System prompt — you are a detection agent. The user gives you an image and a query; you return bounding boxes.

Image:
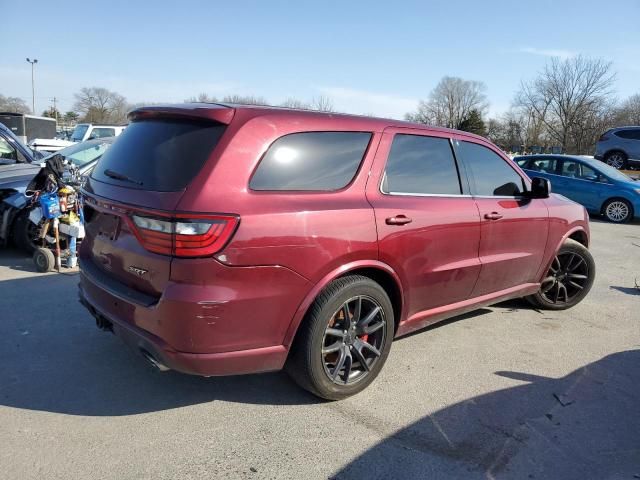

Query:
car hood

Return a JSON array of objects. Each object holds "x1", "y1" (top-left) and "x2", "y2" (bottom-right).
[
  {"x1": 30, "y1": 138, "x2": 74, "y2": 147},
  {"x1": 0, "y1": 162, "x2": 40, "y2": 192}
]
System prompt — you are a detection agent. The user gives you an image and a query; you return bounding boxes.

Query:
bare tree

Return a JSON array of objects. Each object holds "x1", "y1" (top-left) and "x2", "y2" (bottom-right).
[
  {"x1": 221, "y1": 94, "x2": 268, "y2": 105},
  {"x1": 73, "y1": 87, "x2": 130, "y2": 124},
  {"x1": 405, "y1": 76, "x2": 488, "y2": 128},
  {"x1": 310, "y1": 95, "x2": 334, "y2": 112},
  {"x1": 514, "y1": 56, "x2": 616, "y2": 153},
  {"x1": 280, "y1": 98, "x2": 311, "y2": 109},
  {"x1": 616, "y1": 93, "x2": 640, "y2": 125},
  {"x1": 186, "y1": 93, "x2": 219, "y2": 103},
  {"x1": 0, "y1": 94, "x2": 31, "y2": 114}
]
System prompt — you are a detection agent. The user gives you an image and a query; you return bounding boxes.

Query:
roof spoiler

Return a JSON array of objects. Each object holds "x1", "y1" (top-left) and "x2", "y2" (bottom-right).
[{"x1": 128, "y1": 103, "x2": 235, "y2": 124}]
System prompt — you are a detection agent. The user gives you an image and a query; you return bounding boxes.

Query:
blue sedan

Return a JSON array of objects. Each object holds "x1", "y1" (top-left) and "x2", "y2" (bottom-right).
[{"x1": 515, "y1": 154, "x2": 640, "y2": 223}]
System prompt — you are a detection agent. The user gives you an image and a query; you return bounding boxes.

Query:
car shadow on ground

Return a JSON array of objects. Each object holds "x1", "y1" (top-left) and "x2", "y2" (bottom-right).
[
  {"x1": 0, "y1": 249, "x2": 321, "y2": 415},
  {"x1": 0, "y1": 248, "x2": 550, "y2": 417},
  {"x1": 588, "y1": 214, "x2": 640, "y2": 226},
  {"x1": 610, "y1": 285, "x2": 640, "y2": 296},
  {"x1": 333, "y1": 349, "x2": 640, "y2": 480}
]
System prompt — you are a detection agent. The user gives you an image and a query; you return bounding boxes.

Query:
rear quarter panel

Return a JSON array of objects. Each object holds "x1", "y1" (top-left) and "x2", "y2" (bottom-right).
[{"x1": 175, "y1": 112, "x2": 383, "y2": 284}]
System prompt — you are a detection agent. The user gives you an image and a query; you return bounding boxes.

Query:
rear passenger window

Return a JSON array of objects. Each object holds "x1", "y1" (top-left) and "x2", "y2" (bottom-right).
[
  {"x1": 382, "y1": 134, "x2": 461, "y2": 195},
  {"x1": 250, "y1": 132, "x2": 372, "y2": 191},
  {"x1": 456, "y1": 141, "x2": 525, "y2": 196},
  {"x1": 614, "y1": 129, "x2": 640, "y2": 140}
]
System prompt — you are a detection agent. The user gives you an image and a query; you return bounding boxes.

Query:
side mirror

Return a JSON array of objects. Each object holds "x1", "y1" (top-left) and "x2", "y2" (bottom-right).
[{"x1": 526, "y1": 177, "x2": 551, "y2": 199}]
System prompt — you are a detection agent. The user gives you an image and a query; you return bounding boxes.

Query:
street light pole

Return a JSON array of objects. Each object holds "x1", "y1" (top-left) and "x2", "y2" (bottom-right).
[{"x1": 26, "y1": 58, "x2": 38, "y2": 115}]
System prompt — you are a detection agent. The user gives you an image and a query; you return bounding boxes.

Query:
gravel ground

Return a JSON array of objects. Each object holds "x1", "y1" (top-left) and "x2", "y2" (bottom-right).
[{"x1": 1, "y1": 217, "x2": 639, "y2": 479}]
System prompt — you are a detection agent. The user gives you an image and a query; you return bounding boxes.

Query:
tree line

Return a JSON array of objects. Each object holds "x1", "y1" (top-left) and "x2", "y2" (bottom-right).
[
  {"x1": 1, "y1": 55, "x2": 637, "y2": 155},
  {"x1": 405, "y1": 56, "x2": 639, "y2": 155}
]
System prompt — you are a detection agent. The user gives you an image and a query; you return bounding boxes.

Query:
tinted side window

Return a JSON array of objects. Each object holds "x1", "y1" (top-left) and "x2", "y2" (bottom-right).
[
  {"x1": 250, "y1": 132, "x2": 371, "y2": 191},
  {"x1": 615, "y1": 129, "x2": 640, "y2": 140},
  {"x1": 456, "y1": 141, "x2": 524, "y2": 196},
  {"x1": 382, "y1": 134, "x2": 461, "y2": 195}
]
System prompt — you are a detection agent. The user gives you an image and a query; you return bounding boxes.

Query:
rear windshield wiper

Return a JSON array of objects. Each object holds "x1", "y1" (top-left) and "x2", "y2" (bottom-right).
[{"x1": 104, "y1": 169, "x2": 143, "y2": 186}]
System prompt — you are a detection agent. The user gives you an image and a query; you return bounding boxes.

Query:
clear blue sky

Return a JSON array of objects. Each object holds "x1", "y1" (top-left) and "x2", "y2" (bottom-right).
[{"x1": 4, "y1": 0, "x2": 639, "y2": 119}]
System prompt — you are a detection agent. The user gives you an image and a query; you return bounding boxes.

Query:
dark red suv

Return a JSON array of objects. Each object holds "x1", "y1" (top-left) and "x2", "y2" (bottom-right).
[{"x1": 79, "y1": 104, "x2": 595, "y2": 399}]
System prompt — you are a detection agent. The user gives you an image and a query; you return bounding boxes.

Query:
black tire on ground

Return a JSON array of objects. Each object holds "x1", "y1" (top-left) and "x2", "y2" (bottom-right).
[
  {"x1": 33, "y1": 247, "x2": 55, "y2": 273},
  {"x1": 285, "y1": 275, "x2": 394, "y2": 400},
  {"x1": 526, "y1": 239, "x2": 595, "y2": 311},
  {"x1": 12, "y1": 210, "x2": 40, "y2": 253},
  {"x1": 604, "y1": 151, "x2": 628, "y2": 170},
  {"x1": 602, "y1": 198, "x2": 633, "y2": 223}
]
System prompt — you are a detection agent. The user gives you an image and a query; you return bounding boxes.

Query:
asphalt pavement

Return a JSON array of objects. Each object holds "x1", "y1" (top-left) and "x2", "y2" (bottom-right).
[{"x1": 1, "y1": 217, "x2": 639, "y2": 479}]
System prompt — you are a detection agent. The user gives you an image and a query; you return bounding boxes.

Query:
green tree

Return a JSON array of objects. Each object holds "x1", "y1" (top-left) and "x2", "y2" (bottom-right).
[
  {"x1": 458, "y1": 109, "x2": 486, "y2": 135},
  {"x1": 64, "y1": 111, "x2": 79, "y2": 123},
  {"x1": 42, "y1": 108, "x2": 61, "y2": 120}
]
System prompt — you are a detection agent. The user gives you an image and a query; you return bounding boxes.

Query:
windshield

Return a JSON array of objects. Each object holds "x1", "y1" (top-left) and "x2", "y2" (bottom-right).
[
  {"x1": 70, "y1": 124, "x2": 89, "y2": 142},
  {"x1": 46, "y1": 140, "x2": 112, "y2": 166},
  {"x1": 595, "y1": 161, "x2": 634, "y2": 182}
]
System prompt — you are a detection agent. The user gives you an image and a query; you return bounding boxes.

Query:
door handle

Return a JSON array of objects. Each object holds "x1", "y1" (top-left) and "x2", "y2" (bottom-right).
[
  {"x1": 484, "y1": 212, "x2": 503, "y2": 220},
  {"x1": 385, "y1": 215, "x2": 412, "y2": 225}
]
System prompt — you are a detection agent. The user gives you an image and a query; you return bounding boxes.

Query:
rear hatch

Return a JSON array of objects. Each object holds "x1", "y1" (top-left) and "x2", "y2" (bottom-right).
[{"x1": 81, "y1": 105, "x2": 234, "y2": 298}]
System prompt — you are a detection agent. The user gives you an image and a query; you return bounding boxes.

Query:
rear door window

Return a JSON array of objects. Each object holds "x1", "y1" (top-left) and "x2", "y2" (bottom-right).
[
  {"x1": 250, "y1": 132, "x2": 372, "y2": 191},
  {"x1": 456, "y1": 141, "x2": 525, "y2": 196},
  {"x1": 381, "y1": 134, "x2": 461, "y2": 195},
  {"x1": 91, "y1": 119, "x2": 226, "y2": 191},
  {"x1": 615, "y1": 129, "x2": 640, "y2": 140}
]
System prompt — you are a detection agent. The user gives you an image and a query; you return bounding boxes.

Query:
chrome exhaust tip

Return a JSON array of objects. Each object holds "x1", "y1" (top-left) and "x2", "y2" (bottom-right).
[{"x1": 140, "y1": 348, "x2": 170, "y2": 372}]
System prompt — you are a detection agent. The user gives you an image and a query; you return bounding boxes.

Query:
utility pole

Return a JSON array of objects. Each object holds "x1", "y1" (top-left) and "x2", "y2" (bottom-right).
[
  {"x1": 26, "y1": 58, "x2": 38, "y2": 115},
  {"x1": 50, "y1": 97, "x2": 58, "y2": 123}
]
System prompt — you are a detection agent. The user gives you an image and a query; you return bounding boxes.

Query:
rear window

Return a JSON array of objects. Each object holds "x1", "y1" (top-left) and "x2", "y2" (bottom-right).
[
  {"x1": 91, "y1": 119, "x2": 225, "y2": 191},
  {"x1": 249, "y1": 131, "x2": 372, "y2": 191}
]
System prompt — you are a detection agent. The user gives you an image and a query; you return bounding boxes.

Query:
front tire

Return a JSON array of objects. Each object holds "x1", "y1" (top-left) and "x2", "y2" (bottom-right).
[
  {"x1": 602, "y1": 198, "x2": 633, "y2": 223},
  {"x1": 12, "y1": 209, "x2": 41, "y2": 253},
  {"x1": 526, "y1": 239, "x2": 595, "y2": 310},
  {"x1": 286, "y1": 275, "x2": 394, "y2": 400}
]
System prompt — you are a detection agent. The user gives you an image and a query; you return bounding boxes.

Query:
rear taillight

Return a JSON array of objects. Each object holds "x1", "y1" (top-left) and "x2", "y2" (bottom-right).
[
  {"x1": 128, "y1": 213, "x2": 239, "y2": 257},
  {"x1": 598, "y1": 132, "x2": 610, "y2": 142}
]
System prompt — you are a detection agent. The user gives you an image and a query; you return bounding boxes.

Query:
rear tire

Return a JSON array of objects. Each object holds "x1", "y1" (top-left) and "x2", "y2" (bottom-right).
[
  {"x1": 285, "y1": 275, "x2": 394, "y2": 400},
  {"x1": 33, "y1": 247, "x2": 55, "y2": 273},
  {"x1": 526, "y1": 239, "x2": 595, "y2": 310},
  {"x1": 604, "y1": 151, "x2": 627, "y2": 170}
]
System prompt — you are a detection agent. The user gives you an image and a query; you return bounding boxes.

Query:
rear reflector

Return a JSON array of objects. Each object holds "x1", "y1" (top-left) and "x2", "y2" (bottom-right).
[{"x1": 128, "y1": 213, "x2": 239, "y2": 257}]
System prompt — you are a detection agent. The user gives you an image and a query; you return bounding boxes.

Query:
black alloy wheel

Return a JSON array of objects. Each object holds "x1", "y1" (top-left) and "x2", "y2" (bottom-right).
[
  {"x1": 526, "y1": 239, "x2": 595, "y2": 310},
  {"x1": 321, "y1": 295, "x2": 387, "y2": 385},
  {"x1": 286, "y1": 275, "x2": 394, "y2": 400}
]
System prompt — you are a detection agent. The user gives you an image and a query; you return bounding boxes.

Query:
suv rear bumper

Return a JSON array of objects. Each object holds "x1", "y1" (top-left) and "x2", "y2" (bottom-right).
[
  {"x1": 79, "y1": 287, "x2": 288, "y2": 375},
  {"x1": 77, "y1": 256, "x2": 311, "y2": 376}
]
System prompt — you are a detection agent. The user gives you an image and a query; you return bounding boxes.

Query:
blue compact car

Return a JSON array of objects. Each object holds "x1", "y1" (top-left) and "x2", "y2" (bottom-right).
[{"x1": 515, "y1": 155, "x2": 640, "y2": 223}]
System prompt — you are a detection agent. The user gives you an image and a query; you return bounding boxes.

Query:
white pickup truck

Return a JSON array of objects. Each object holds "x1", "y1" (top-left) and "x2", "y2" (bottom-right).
[{"x1": 30, "y1": 123, "x2": 126, "y2": 153}]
